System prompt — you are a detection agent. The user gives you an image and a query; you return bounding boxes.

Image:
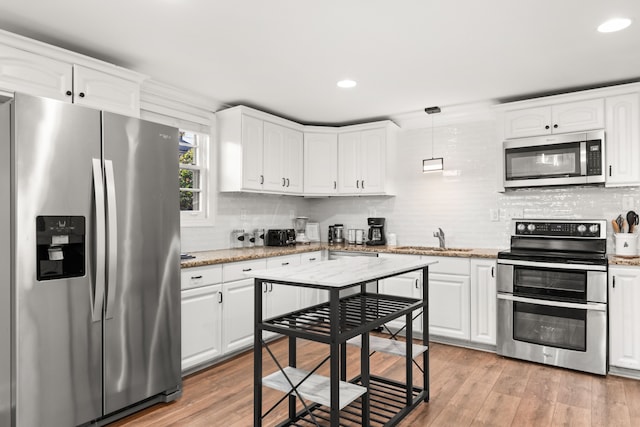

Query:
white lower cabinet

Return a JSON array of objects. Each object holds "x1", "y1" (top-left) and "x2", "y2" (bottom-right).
[
  {"x1": 265, "y1": 254, "x2": 302, "y2": 319},
  {"x1": 222, "y1": 278, "x2": 257, "y2": 354},
  {"x1": 222, "y1": 258, "x2": 267, "y2": 354},
  {"x1": 429, "y1": 272, "x2": 470, "y2": 340},
  {"x1": 609, "y1": 266, "x2": 640, "y2": 370},
  {"x1": 470, "y1": 259, "x2": 497, "y2": 346},
  {"x1": 378, "y1": 254, "x2": 423, "y2": 333},
  {"x1": 181, "y1": 284, "x2": 222, "y2": 372}
]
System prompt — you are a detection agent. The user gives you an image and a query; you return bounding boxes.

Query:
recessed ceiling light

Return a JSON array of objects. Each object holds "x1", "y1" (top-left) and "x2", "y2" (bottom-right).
[
  {"x1": 337, "y1": 79, "x2": 357, "y2": 89},
  {"x1": 598, "y1": 18, "x2": 632, "y2": 33}
]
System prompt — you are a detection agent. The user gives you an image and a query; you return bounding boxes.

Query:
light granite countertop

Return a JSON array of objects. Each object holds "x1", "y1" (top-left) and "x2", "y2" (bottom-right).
[
  {"x1": 609, "y1": 255, "x2": 640, "y2": 266},
  {"x1": 180, "y1": 243, "x2": 502, "y2": 269}
]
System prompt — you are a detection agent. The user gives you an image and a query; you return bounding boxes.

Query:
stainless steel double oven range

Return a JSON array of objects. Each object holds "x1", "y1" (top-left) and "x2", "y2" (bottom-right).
[{"x1": 497, "y1": 219, "x2": 608, "y2": 375}]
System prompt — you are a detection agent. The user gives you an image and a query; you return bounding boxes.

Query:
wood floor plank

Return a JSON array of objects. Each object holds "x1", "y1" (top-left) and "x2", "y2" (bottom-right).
[
  {"x1": 512, "y1": 397, "x2": 555, "y2": 427},
  {"x1": 107, "y1": 338, "x2": 640, "y2": 427},
  {"x1": 551, "y1": 402, "x2": 591, "y2": 427},
  {"x1": 470, "y1": 390, "x2": 520, "y2": 427}
]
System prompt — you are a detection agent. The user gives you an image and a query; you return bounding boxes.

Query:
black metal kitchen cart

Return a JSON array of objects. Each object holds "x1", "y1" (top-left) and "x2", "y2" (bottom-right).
[{"x1": 247, "y1": 257, "x2": 433, "y2": 426}]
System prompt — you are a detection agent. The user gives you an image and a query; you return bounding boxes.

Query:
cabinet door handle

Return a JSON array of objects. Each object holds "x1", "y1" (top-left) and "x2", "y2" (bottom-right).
[
  {"x1": 609, "y1": 165, "x2": 612, "y2": 177},
  {"x1": 218, "y1": 292, "x2": 223, "y2": 303},
  {"x1": 260, "y1": 175, "x2": 264, "y2": 184},
  {"x1": 415, "y1": 279, "x2": 419, "y2": 289},
  {"x1": 263, "y1": 283, "x2": 268, "y2": 293},
  {"x1": 613, "y1": 276, "x2": 616, "y2": 289},
  {"x1": 286, "y1": 178, "x2": 290, "y2": 187},
  {"x1": 269, "y1": 283, "x2": 274, "y2": 292},
  {"x1": 333, "y1": 181, "x2": 337, "y2": 189},
  {"x1": 361, "y1": 180, "x2": 365, "y2": 189},
  {"x1": 553, "y1": 124, "x2": 558, "y2": 129},
  {"x1": 242, "y1": 268, "x2": 252, "y2": 272},
  {"x1": 65, "y1": 90, "x2": 72, "y2": 97},
  {"x1": 356, "y1": 180, "x2": 360, "y2": 188},
  {"x1": 191, "y1": 275, "x2": 203, "y2": 280},
  {"x1": 545, "y1": 125, "x2": 550, "y2": 130},
  {"x1": 282, "y1": 177, "x2": 286, "y2": 187},
  {"x1": 79, "y1": 92, "x2": 86, "y2": 98},
  {"x1": 491, "y1": 267, "x2": 495, "y2": 278}
]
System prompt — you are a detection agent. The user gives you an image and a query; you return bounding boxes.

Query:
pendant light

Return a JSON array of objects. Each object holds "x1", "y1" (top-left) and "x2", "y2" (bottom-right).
[{"x1": 423, "y1": 106, "x2": 444, "y2": 172}]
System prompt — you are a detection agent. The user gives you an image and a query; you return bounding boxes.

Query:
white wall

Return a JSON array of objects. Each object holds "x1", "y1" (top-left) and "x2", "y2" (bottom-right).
[
  {"x1": 182, "y1": 116, "x2": 640, "y2": 253},
  {"x1": 180, "y1": 192, "x2": 310, "y2": 252}
]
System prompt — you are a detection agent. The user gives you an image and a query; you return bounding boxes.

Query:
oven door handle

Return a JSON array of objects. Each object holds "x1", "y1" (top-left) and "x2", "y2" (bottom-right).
[
  {"x1": 497, "y1": 293, "x2": 607, "y2": 311},
  {"x1": 497, "y1": 258, "x2": 607, "y2": 272}
]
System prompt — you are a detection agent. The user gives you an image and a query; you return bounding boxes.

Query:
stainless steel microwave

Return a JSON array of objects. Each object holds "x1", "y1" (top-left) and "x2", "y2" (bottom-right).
[{"x1": 503, "y1": 130, "x2": 605, "y2": 188}]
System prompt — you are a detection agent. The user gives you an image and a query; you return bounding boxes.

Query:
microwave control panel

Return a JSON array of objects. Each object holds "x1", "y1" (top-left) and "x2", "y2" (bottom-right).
[{"x1": 586, "y1": 140, "x2": 602, "y2": 176}]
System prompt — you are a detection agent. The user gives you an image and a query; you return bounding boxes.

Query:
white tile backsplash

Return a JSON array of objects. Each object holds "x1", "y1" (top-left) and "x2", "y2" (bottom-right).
[{"x1": 183, "y1": 118, "x2": 639, "y2": 254}]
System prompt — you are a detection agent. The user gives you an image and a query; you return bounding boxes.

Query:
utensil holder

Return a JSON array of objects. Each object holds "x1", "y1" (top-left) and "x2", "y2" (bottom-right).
[{"x1": 615, "y1": 233, "x2": 638, "y2": 257}]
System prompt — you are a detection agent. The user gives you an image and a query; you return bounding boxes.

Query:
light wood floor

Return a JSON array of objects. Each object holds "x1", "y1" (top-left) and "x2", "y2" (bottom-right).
[{"x1": 109, "y1": 337, "x2": 640, "y2": 426}]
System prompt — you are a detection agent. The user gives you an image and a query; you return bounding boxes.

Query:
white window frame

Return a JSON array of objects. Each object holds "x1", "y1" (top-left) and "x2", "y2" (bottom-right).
[{"x1": 179, "y1": 128, "x2": 214, "y2": 226}]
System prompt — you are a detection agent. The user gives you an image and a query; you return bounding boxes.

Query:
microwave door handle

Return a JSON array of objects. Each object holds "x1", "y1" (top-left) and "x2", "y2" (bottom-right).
[
  {"x1": 91, "y1": 159, "x2": 106, "y2": 323},
  {"x1": 105, "y1": 160, "x2": 118, "y2": 320},
  {"x1": 580, "y1": 141, "x2": 587, "y2": 176},
  {"x1": 497, "y1": 293, "x2": 607, "y2": 312}
]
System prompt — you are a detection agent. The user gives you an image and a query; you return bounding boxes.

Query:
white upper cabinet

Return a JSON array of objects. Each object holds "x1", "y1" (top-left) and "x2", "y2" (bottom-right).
[
  {"x1": 605, "y1": 93, "x2": 640, "y2": 187},
  {"x1": 338, "y1": 125, "x2": 392, "y2": 195},
  {"x1": 0, "y1": 44, "x2": 72, "y2": 101},
  {"x1": 504, "y1": 98, "x2": 604, "y2": 139},
  {"x1": 263, "y1": 122, "x2": 303, "y2": 193},
  {"x1": 219, "y1": 105, "x2": 397, "y2": 197},
  {"x1": 218, "y1": 106, "x2": 304, "y2": 194},
  {"x1": 72, "y1": 65, "x2": 140, "y2": 117},
  {"x1": 0, "y1": 38, "x2": 143, "y2": 117},
  {"x1": 304, "y1": 131, "x2": 338, "y2": 195}
]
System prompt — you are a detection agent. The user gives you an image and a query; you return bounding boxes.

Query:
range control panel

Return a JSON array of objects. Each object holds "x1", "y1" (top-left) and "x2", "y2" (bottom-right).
[{"x1": 513, "y1": 220, "x2": 606, "y2": 238}]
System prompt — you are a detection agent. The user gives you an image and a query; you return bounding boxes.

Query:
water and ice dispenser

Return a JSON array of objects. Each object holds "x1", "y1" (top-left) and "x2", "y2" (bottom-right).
[{"x1": 36, "y1": 216, "x2": 85, "y2": 280}]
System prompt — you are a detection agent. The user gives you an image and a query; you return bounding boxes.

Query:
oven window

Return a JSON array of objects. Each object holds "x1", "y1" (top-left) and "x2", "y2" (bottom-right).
[
  {"x1": 505, "y1": 142, "x2": 581, "y2": 180},
  {"x1": 514, "y1": 267, "x2": 586, "y2": 301},
  {"x1": 513, "y1": 302, "x2": 586, "y2": 351}
]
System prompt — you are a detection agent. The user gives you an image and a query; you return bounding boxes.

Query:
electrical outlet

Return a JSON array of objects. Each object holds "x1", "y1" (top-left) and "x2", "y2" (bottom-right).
[{"x1": 489, "y1": 209, "x2": 499, "y2": 222}]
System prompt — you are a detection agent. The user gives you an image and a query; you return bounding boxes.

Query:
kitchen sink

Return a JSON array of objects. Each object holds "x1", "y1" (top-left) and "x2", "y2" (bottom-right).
[{"x1": 394, "y1": 246, "x2": 473, "y2": 252}]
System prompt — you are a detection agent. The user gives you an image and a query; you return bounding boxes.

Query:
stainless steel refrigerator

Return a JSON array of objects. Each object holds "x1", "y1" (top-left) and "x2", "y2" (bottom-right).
[{"x1": 0, "y1": 93, "x2": 181, "y2": 426}]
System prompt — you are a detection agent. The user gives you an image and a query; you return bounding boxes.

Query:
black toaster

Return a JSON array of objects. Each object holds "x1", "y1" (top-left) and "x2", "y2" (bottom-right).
[{"x1": 265, "y1": 229, "x2": 296, "y2": 246}]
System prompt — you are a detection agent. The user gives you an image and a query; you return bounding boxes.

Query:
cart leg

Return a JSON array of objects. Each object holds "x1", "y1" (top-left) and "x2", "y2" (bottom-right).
[{"x1": 254, "y1": 279, "x2": 263, "y2": 426}]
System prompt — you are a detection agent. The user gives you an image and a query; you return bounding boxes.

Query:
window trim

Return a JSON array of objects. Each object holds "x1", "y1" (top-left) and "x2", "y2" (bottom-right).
[{"x1": 179, "y1": 128, "x2": 215, "y2": 227}]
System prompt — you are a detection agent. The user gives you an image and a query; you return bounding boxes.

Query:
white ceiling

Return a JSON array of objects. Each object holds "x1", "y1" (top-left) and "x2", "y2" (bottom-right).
[{"x1": 0, "y1": 0, "x2": 639, "y2": 125}]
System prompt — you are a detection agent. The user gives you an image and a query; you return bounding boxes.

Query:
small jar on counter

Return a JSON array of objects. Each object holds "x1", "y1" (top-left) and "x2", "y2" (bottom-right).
[{"x1": 231, "y1": 229, "x2": 245, "y2": 249}]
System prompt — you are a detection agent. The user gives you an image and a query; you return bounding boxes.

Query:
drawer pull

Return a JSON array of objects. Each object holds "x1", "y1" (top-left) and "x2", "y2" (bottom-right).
[
  {"x1": 309, "y1": 257, "x2": 316, "y2": 261},
  {"x1": 191, "y1": 275, "x2": 203, "y2": 280},
  {"x1": 218, "y1": 293, "x2": 223, "y2": 303},
  {"x1": 282, "y1": 262, "x2": 289, "y2": 266},
  {"x1": 242, "y1": 268, "x2": 252, "y2": 272}
]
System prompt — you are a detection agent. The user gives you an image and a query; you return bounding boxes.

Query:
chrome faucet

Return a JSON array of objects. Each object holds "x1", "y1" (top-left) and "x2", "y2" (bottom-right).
[{"x1": 433, "y1": 228, "x2": 445, "y2": 249}]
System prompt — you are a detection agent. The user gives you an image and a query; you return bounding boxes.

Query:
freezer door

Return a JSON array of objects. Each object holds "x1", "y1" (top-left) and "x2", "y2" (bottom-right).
[
  {"x1": 13, "y1": 94, "x2": 103, "y2": 426},
  {"x1": 102, "y1": 113, "x2": 181, "y2": 414}
]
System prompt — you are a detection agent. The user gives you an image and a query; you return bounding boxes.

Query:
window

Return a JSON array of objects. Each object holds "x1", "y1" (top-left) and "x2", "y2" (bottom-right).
[{"x1": 179, "y1": 129, "x2": 212, "y2": 225}]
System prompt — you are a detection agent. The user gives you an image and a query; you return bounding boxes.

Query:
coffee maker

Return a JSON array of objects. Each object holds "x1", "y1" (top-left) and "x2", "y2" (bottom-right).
[{"x1": 366, "y1": 217, "x2": 386, "y2": 246}]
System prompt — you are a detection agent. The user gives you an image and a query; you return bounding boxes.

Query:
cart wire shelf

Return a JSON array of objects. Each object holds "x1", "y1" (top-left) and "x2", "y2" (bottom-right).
[{"x1": 274, "y1": 375, "x2": 425, "y2": 427}]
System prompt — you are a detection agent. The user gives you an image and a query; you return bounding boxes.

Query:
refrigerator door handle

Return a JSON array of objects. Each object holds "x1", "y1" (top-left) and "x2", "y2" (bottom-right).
[
  {"x1": 91, "y1": 158, "x2": 106, "y2": 322},
  {"x1": 105, "y1": 160, "x2": 118, "y2": 319}
]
